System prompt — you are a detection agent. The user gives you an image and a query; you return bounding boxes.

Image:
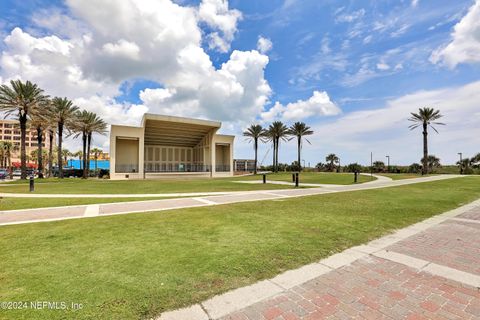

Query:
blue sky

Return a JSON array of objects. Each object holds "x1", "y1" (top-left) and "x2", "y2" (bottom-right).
[{"x1": 1, "y1": 0, "x2": 479, "y2": 165}]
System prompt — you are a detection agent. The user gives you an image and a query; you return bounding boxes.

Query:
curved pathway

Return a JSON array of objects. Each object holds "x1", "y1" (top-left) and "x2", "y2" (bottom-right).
[{"x1": 0, "y1": 174, "x2": 463, "y2": 226}]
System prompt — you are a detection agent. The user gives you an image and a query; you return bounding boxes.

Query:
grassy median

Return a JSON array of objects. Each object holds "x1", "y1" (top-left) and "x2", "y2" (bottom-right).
[{"x1": 0, "y1": 176, "x2": 478, "y2": 319}]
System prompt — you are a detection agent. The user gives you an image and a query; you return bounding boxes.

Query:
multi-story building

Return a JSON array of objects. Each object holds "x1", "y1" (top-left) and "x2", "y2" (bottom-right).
[{"x1": 0, "y1": 119, "x2": 56, "y2": 163}]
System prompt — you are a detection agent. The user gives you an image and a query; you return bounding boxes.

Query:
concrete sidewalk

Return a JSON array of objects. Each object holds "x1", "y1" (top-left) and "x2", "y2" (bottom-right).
[
  {"x1": 159, "y1": 198, "x2": 480, "y2": 320},
  {"x1": 0, "y1": 174, "x2": 463, "y2": 226}
]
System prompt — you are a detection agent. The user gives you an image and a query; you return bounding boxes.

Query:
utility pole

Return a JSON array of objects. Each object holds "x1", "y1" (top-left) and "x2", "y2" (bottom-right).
[{"x1": 386, "y1": 155, "x2": 390, "y2": 172}]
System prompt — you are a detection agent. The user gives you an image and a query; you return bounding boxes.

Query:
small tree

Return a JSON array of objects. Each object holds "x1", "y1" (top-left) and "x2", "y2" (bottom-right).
[{"x1": 325, "y1": 154, "x2": 339, "y2": 172}]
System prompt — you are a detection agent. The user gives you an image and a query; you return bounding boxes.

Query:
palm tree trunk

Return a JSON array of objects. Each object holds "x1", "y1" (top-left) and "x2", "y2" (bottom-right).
[
  {"x1": 48, "y1": 130, "x2": 53, "y2": 177},
  {"x1": 58, "y1": 122, "x2": 64, "y2": 178},
  {"x1": 37, "y1": 127, "x2": 44, "y2": 178},
  {"x1": 8, "y1": 152, "x2": 12, "y2": 179},
  {"x1": 422, "y1": 122, "x2": 428, "y2": 175},
  {"x1": 272, "y1": 141, "x2": 276, "y2": 172},
  {"x1": 297, "y1": 136, "x2": 301, "y2": 172},
  {"x1": 87, "y1": 133, "x2": 92, "y2": 178},
  {"x1": 253, "y1": 138, "x2": 258, "y2": 175},
  {"x1": 275, "y1": 137, "x2": 279, "y2": 173},
  {"x1": 82, "y1": 133, "x2": 87, "y2": 179},
  {"x1": 20, "y1": 114, "x2": 27, "y2": 180}
]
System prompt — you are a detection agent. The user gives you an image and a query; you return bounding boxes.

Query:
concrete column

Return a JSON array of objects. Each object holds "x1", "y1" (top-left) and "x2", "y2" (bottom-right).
[
  {"x1": 211, "y1": 134, "x2": 216, "y2": 177},
  {"x1": 139, "y1": 130, "x2": 145, "y2": 179},
  {"x1": 109, "y1": 133, "x2": 116, "y2": 177}
]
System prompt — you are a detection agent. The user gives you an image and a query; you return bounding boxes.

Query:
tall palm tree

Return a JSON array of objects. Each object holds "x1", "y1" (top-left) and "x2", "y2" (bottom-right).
[
  {"x1": 325, "y1": 153, "x2": 339, "y2": 172},
  {"x1": 87, "y1": 116, "x2": 107, "y2": 177},
  {"x1": 52, "y1": 97, "x2": 79, "y2": 178},
  {"x1": 265, "y1": 125, "x2": 277, "y2": 172},
  {"x1": 47, "y1": 125, "x2": 56, "y2": 177},
  {"x1": 90, "y1": 148, "x2": 103, "y2": 174},
  {"x1": 268, "y1": 121, "x2": 289, "y2": 173},
  {"x1": 0, "y1": 80, "x2": 48, "y2": 179},
  {"x1": 409, "y1": 107, "x2": 445, "y2": 175},
  {"x1": 288, "y1": 122, "x2": 313, "y2": 172},
  {"x1": 30, "y1": 101, "x2": 52, "y2": 178},
  {"x1": 73, "y1": 111, "x2": 107, "y2": 178},
  {"x1": 243, "y1": 124, "x2": 266, "y2": 174}
]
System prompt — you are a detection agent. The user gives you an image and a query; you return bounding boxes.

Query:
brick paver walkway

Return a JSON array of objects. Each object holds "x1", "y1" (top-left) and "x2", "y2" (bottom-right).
[
  {"x1": 159, "y1": 200, "x2": 480, "y2": 320},
  {"x1": 222, "y1": 257, "x2": 480, "y2": 320}
]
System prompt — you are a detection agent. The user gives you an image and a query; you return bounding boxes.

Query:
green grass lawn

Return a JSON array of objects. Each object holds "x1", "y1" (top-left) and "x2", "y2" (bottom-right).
[
  {"x1": 0, "y1": 176, "x2": 478, "y2": 319},
  {"x1": 0, "y1": 177, "x2": 296, "y2": 195},
  {"x1": 236, "y1": 172, "x2": 376, "y2": 184},
  {"x1": 0, "y1": 197, "x2": 183, "y2": 211}
]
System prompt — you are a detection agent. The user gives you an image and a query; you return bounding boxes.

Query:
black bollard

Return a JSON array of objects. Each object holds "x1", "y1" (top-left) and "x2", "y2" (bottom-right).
[
  {"x1": 29, "y1": 176, "x2": 34, "y2": 192},
  {"x1": 292, "y1": 173, "x2": 295, "y2": 182},
  {"x1": 354, "y1": 171, "x2": 358, "y2": 183},
  {"x1": 263, "y1": 174, "x2": 266, "y2": 184},
  {"x1": 295, "y1": 172, "x2": 299, "y2": 187}
]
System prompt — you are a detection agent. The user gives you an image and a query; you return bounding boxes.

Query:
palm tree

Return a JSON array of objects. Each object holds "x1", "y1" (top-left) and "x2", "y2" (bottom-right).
[
  {"x1": 62, "y1": 149, "x2": 71, "y2": 167},
  {"x1": 90, "y1": 148, "x2": 103, "y2": 175},
  {"x1": 457, "y1": 157, "x2": 471, "y2": 174},
  {"x1": 87, "y1": 116, "x2": 107, "y2": 177},
  {"x1": 268, "y1": 121, "x2": 289, "y2": 173},
  {"x1": 2, "y1": 141, "x2": 14, "y2": 179},
  {"x1": 325, "y1": 153, "x2": 339, "y2": 172},
  {"x1": 425, "y1": 154, "x2": 441, "y2": 172},
  {"x1": 47, "y1": 125, "x2": 56, "y2": 177},
  {"x1": 73, "y1": 150, "x2": 83, "y2": 170},
  {"x1": 0, "y1": 80, "x2": 48, "y2": 179},
  {"x1": 30, "y1": 101, "x2": 52, "y2": 178},
  {"x1": 265, "y1": 125, "x2": 277, "y2": 172},
  {"x1": 288, "y1": 122, "x2": 313, "y2": 172},
  {"x1": 51, "y1": 97, "x2": 79, "y2": 178},
  {"x1": 409, "y1": 107, "x2": 445, "y2": 175},
  {"x1": 243, "y1": 125, "x2": 266, "y2": 174},
  {"x1": 73, "y1": 111, "x2": 107, "y2": 178}
]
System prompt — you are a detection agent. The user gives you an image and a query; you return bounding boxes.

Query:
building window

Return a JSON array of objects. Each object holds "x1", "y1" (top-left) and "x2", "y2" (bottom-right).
[
  {"x1": 4, "y1": 130, "x2": 11, "y2": 134},
  {"x1": 4, "y1": 124, "x2": 12, "y2": 128},
  {"x1": 4, "y1": 136, "x2": 11, "y2": 140}
]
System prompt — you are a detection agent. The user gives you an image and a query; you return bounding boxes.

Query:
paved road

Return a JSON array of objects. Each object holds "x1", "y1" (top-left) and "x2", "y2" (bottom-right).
[
  {"x1": 159, "y1": 198, "x2": 480, "y2": 320},
  {"x1": 0, "y1": 174, "x2": 462, "y2": 226}
]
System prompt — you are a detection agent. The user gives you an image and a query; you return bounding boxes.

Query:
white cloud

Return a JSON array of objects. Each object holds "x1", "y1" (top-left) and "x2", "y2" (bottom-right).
[
  {"x1": 311, "y1": 81, "x2": 480, "y2": 165},
  {"x1": 376, "y1": 62, "x2": 390, "y2": 70},
  {"x1": 257, "y1": 36, "x2": 272, "y2": 54},
  {"x1": 430, "y1": 0, "x2": 480, "y2": 67},
  {"x1": 411, "y1": 0, "x2": 419, "y2": 8},
  {"x1": 335, "y1": 9, "x2": 366, "y2": 23},
  {"x1": 198, "y1": 0, "x2": 242, "y2": 52},
  {"x1": 261, "y1": 91, "x2": 341, "y2": 122},
  {"x1": 102, "y1": 40, "x2": 140, "y2": 60},
  {"x1": 0, "y1": 0, "x2": 277, "y2": 152}
]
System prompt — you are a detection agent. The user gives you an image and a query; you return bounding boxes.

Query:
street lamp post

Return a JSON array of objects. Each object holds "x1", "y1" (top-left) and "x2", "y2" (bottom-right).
[
  {"x1": 302, "y1": 159, "x2": 306, "y2": 169},
  {"x1": 458, "y1": 152, "x2": 463, "y2": 174},
  {"x1": 386, "y1": 155, "x2": 390, "y2": 173}
]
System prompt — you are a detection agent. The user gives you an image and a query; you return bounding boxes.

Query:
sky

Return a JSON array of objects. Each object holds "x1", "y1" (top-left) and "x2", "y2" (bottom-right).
[{"x1": 0, "y1": 0, "x2": 479, "y2": 166}]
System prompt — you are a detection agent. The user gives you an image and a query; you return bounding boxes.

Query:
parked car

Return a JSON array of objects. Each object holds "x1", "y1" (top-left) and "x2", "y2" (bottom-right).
[
  {"x1": 0, "y1": 169, "x2": 8, "y2": 179},
  {"x1": 13, "y1": 170, "x2": 21, "y2": 177}
]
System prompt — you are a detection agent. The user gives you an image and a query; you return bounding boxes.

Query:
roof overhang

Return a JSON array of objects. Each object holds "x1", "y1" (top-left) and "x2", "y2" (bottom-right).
[{"x1": 142, "y1": 114, "x2": 221, "y2": 147}]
